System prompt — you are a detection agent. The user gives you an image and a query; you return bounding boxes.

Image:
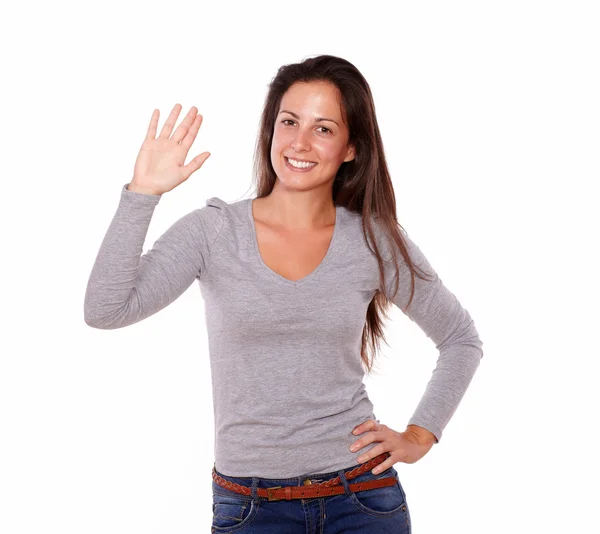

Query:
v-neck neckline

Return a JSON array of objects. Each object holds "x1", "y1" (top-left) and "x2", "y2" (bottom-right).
[{"x1": 246, "y1": 198, "x2": 341, "y2": 287}]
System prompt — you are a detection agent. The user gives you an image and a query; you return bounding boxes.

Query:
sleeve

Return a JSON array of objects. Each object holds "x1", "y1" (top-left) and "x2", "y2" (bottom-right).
[
  {"x1": 382, "y1": 228, "x2": 484, "y2": 444},
  {"x1": 83, "y1": 182, "x2": 225, "y2": 329}
]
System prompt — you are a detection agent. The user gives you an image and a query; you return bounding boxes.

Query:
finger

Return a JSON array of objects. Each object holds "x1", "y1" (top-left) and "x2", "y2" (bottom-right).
[
  {"x1": 172, "y1": 106, "x2": 198, "y2": 144},
  {"x1": 146, "y1": 109, "x2": 159, "y2": 141},
  {"x1": 181, "y1": 151, "x2": 211, "y2": 181},
  {"x1": 180, "y1": 113, "x2": 203, "y2": 152},
  {"x1": 351, "y1": 430, "x2": 381, "y2": 451},
  {"x1": 371, "y1": 458, "x2": 393, "y2": 475},
  {"x1": 353, "y1": 419, "x2": 375, "y2": 434},
  {"x1": 158, "y1": 103, "x2": 183, "y2": 139},
  {"x1": 357, "y1": 443, "x2": 386, "y2": 464},
  {"x1": 353, "y1": 421, "x2": 366, "y2": 434}
]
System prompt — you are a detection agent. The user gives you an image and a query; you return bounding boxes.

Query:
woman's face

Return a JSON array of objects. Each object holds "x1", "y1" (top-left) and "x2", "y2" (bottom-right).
[{"x1": 270, "y1": 81, "x2": 355, "y2": 191}]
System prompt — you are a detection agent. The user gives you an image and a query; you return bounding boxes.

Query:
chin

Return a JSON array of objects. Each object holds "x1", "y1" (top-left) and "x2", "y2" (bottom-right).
[
  {"x1": 277, "y1": 173, "x2": 336, "y2": 193},
  {"x1": 277, "y1": 176, "x2": 318, "y2": 190}
]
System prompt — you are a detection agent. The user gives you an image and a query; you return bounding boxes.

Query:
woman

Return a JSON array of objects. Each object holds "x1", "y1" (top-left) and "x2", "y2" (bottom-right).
[{"x1": 84, "y1": 55, "x2": 483, "y2": 533}]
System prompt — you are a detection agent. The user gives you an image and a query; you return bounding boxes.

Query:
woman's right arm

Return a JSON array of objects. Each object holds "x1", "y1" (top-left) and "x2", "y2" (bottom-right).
[
  {"x1": 83, "y1": 182, "x2": 223, "y2": 329},
  {"x1": 83, "y1": 104, "x2": 217, "y2": 329}
]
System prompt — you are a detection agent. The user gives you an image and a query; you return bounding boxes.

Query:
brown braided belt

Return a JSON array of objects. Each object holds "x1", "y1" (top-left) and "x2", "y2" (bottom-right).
[{"x1": 212, "y1": 452, "x2": 396, "y2": 502}]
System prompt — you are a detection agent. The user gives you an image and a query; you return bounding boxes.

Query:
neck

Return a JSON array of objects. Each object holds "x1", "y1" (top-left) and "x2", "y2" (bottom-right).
[{"x1": 257, "y1": 185, "x2": 336, "y2": 230}]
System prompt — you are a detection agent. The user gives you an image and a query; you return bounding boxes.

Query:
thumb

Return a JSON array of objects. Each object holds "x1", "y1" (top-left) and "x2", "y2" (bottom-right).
[{"x1": 182, "y1": 152, "x2": 211, "y2": 180}]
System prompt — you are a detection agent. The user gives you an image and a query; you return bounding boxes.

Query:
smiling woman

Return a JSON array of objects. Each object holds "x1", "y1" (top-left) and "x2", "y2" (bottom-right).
[
  {"x1": 270, "y1": 81, "x2": 355, "y2": 195},
  {"x1": 247, "y1": 79, "x2": 359, "y2": 285},
  {"x1": 84, "y1": 54, "x2": 483, "y2": 533}
]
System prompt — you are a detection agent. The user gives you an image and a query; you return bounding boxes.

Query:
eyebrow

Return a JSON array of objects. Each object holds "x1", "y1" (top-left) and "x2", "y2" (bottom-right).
[{"x1": 279, "y1": 110, "x2": 339, "y2": 127}]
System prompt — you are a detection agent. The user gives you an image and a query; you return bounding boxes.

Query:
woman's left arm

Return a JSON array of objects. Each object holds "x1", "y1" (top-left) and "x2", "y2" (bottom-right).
[
  {"x1": 386, "y1": 229, "x2": 484, "y2": 444},
  {"x1": 348, "y1": 229, "x2": 483, "y2": 473}
]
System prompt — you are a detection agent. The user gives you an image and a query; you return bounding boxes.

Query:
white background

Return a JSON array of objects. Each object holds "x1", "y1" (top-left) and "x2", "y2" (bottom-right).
[{"x1": 1, "y1": 1, "x2": 598, "y2": 532}]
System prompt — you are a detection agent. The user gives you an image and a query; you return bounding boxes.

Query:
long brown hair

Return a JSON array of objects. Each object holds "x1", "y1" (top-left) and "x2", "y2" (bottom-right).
[{"x1": 250, "y1": 54, "x2": 434, "y2": 375}]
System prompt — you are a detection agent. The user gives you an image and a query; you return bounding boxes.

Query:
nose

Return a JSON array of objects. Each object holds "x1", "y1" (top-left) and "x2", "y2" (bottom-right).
[{"x1": 291, "y1": 126, "x2": 311, "y2": 152}]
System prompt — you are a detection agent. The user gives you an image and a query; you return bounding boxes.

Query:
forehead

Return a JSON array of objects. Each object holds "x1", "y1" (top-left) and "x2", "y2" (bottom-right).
[{"x1": 279, "y1": 81, "x2": 343, "y2": 117}]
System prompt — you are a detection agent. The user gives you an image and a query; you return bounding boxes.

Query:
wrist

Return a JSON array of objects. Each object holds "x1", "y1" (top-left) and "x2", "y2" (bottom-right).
[
  {"x1": 406, "y1": 425, "x2": 438, "y2": 445},
  {"x1": 127, "y1": 181, "x2": 162, "y2": 196}
]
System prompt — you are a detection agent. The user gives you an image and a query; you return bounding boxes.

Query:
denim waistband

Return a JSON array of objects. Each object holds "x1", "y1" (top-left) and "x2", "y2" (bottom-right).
[{"x1": 212, "y1": 457, "x2": 398, "y2": 502}]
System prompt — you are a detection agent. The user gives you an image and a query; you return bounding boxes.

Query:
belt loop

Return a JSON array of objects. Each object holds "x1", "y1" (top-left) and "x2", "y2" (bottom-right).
[
  {"x1": 337, "y1": 469, "x2": 352, "y2": 496},
  {"x1": 251, "y1": 477, "x2": 259, "y2": 502}
]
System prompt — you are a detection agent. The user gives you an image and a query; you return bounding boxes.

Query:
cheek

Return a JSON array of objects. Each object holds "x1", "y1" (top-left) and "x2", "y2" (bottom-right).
[
  {"x1": 316, "y1": 144, "x2": 343, "y2": 163},
  {"x1": 271, "y1": 132, "x2": 289, "y2": 155}
]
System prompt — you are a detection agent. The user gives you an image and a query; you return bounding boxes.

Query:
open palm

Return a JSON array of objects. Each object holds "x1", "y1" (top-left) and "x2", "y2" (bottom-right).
[{"x1": 131, "y1": 103, "x2": 210, "y2": 195}]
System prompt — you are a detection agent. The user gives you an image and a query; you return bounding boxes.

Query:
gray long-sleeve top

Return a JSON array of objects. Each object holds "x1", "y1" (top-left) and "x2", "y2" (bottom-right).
[{"x1": 84, "y1": 183, "x2": 483, "y2": 478}]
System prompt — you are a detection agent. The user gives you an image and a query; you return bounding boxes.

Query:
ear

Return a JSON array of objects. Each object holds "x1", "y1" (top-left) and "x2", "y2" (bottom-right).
[{"x1": 343, "y1": 143, "x2": 356, "y2": 163}]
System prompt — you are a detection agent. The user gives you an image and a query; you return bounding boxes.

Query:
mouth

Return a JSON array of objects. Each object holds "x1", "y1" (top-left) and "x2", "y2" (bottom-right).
[{"x1": 284, "y1": 156, "x2": 318, "y2": 171}]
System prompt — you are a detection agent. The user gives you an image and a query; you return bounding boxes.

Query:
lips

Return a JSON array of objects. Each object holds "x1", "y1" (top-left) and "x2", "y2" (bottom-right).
[
  {"x1": 284, "y1": 156, "x2": 318, "y2": 172},
  {"x1": 285, "y1": 156, "x2": 317, "y2": 164}
]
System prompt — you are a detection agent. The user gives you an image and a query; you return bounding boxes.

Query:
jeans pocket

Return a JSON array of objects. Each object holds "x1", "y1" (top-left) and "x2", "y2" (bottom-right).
[
  {"x1": 211, "y1": 489, "x2": 259, "y2": 532},
  {"x1": 349, "y1": 466, "x2": 409, "y2": 519}
]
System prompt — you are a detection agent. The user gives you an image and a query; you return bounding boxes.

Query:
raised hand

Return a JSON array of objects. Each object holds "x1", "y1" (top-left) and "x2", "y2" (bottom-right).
[{"x1": 129, "y1": 103, "x2": 210, "y2": 195}]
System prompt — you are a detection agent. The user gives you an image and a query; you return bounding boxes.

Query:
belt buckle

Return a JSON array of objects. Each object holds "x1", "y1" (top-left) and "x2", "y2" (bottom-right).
[{"x1": 266, "y1": 485, "x2": 282, "y2": 501}]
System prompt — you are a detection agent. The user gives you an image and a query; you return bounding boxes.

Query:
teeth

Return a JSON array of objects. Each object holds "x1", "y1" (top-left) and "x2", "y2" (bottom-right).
[{"x1": 287, "y1": 157, "x2": 317, "y2": 169}]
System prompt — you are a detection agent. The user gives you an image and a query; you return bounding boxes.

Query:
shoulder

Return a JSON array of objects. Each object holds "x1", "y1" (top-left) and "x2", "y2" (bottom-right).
[
  {"x1": 341, "y1": 209, "x2": 397, "y2": 260},
  {"x1": 189, "y1": 195, "x2": 250, "y2": 237},
  {"x1": 172, "y1": 196, "x2": 234, "y2": 245},
  {"x1": 203, "y1": 195, "x2": 250, "y2": 224},
  {"x1": 192, "y1": 195, "x2": 245, "y2": 220},
  {"x1": 205, "y1": 196, "x2": 230, "y2": 210}
]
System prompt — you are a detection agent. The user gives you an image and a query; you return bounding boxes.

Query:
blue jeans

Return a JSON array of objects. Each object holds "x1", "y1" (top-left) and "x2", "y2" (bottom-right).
[{"x1": 211, "y1": 462, "x2": 412, "y2": 533}]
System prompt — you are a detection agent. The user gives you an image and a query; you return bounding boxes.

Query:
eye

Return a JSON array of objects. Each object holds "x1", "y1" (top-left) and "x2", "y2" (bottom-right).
[{"x1": 280, "y1": 119, "x2": 331, "y2": 134}]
